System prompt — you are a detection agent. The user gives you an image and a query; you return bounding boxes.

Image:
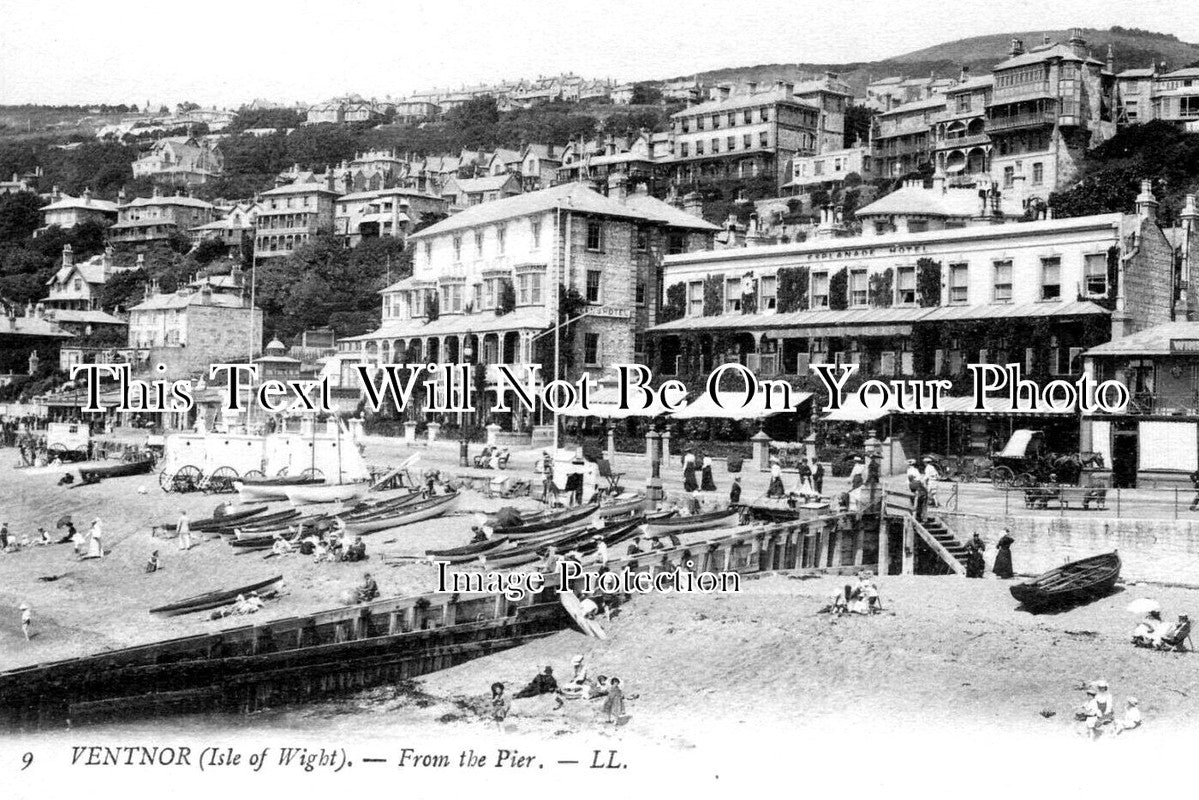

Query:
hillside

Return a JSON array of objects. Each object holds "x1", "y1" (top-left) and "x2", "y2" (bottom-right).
[{"x1": 662, "y1": 26, "x2": 1199, "y2": 97}]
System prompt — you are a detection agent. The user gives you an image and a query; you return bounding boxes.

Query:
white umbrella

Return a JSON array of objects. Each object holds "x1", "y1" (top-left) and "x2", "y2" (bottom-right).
[{"x1": 1126, "y1": 598, "x2": 1160, "y2": 615}]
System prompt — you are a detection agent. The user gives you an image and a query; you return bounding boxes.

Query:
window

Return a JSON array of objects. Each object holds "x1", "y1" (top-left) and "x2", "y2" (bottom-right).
[
  {"x1": 1032, "y1": 162, "x2": 1044, "y2": 185},
  {"x1": 726, "y1": 277, "x2": 741, "y2": 312},
  {"x1": 474, "y1": 230, "x2": 484, "y2": 257},
  {"x1": 496, "y1": 223, "x2": 507, "y2": 255},
  {"x1": 993, "y1": 260, "x2": 1013, "y2": 302},
  {"x1": 73, "y1": 278, "x2": 82, "y2": 290},
  {"x1": 583, "y1": 333, "x2": 600, "y2": 366},
  {"x1": 743, "y1": 110, "x2": 752, "y2": 124},
  {"x1": 849, "y1": 270, "x2": 867, "y2": 307},
  {"x1": 760, "y1": 107, "x2": 770, "y2": 122},
  {"x1": 727, "y1": 112, "x2": 736, "y2": 127},
  {"x1": 1003, "y1": 166, "x2": 1015, "y2": 188},
  {"x1": 1040, "y1": 256, "x2": 1061, "y2": 300},
  {"x1": 680, "y1": 142, "x2": 689, "y2": 158},
  {"x1": 759, "y1": 131, "x2": 769, "y2": 148},
  {"x1": 447, "y1": 283, "x2": 463, "y2": 313},
  {"x1": 814, "y1": 160, "x2": 825, "y2": 176},
  {"x1": 743, "y1": 134, "x2": 752, "y2": 149},
  {"x1": 517, "y1": 274, "x2": 530, "y2": 305},
  {"x1": 760, "y1": 275, "x2": 777, "y2": 310},
  {"x1": 1084, "y1": 253, "x2": 1108, "y2": 296},
  {"x1": 711, "y1": 138, "x2": 720, "y2": 153},
  {"x1": 586, "y1": 270, "x2": 601, "y2": 303},
  {"x1": 955, "y1": 94, "x2": 972, "y2": 114},
  {"x1": 667, "y1": 232, "x2": 685, "y2": 255},
  {"x1": 453, "y1": 235, "x2": 462, "y2": 262},
  {"x1": 812, "y1": 272, "x2": 830, "y2": 308},
  {"x1": 727, "y1": 135, "x2": 736, "y2": 151},
  {"x1": 696, "y1": 140, "x2": 705, "y2": 155},
  {"x1": 712, "y1": 114, "x2": 720, "y2": 129},
  {"x1": 635, "y1": 280, "x2": 645, "y2": 304},
  {"x1": 896, "y1": 266, "x2": 916, "y2": 305},
  {"x1": 696, "y1": 116, "x2": 705, "y2": 131},
  {"x1": 635, "y1": 227, "x2": 649, "y2": 252},
  {"x1": 908, "y1": 219, "x2": 928, "y2": 233},
  {"x1": 949, "y1": 263, "x2": 968, "y2": 304},
  {"x1": 586, "y1": 220, "x2": 602, "y2": 251},
  {"x1": 483, "y1": 279, "x2": 495, "y2": 309},
  {"x1": 688, "y1": 281, "x2": 703, "y2": 316},
  {"x1": 530, "y1": 218, "x2": 542, "y2": 249},
  {"x1": 423, "y1": 241, "x2": 432, "y2": 264},
  {"x1": 530, "y1": 273, "x2": 542, "y2": 304}
]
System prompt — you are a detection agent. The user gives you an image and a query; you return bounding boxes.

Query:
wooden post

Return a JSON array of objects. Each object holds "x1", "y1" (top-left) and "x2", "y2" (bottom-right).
[
  {"x1": 853, "y1": 520, "x2": 865, "y2": 567},
  {"x1": 830, "y1": 525, "x2": 844, "y2": 568},
  {"x1": 902, "y1": 517, "x2": 915, "y2": 575},
  {"x1": 878, "y1": 505, "x2": 890, "y2": 575},
  {"x1": 817, "y1": 521, "x2": 830, "y2": 569}
]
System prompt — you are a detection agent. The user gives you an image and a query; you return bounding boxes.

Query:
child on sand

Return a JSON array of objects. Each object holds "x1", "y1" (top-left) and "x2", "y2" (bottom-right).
[{"x1": 602, "y1": 677, "x2": 625, "y2": 723}]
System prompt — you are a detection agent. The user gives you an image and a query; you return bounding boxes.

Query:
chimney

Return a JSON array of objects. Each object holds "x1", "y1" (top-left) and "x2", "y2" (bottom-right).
[
  {"x1": 1106, "y1": 43, "x2": 1115, "y2": 73},
  {"x1": 136, "y1": 253, "x2": 146, "y2": 272},
  {"x1": 607, "y1": 172, "x2": 628, "y2": 202},
  {"x1": 932, "y1": 169, "x2": 947, "y2": 194},
  {"x1": 747, "y1": 81, "x2": 759, "y2": 94},
  {"x1": 82, "y1": 188, "x2": 92, "y2": 205},
  {"x1": 326, "y1": 170, "x2": 335, "y2": 191},
  {"x1": 682, "y1": 190, "x2": 703, "y2": 218},
  {"x1": 117, "y1": 187, "x2": 127, "y2": 205},
  {"x1": 1009, "y1": 38, "x2": 1025, "y2": 57},
  {"x1": 51, "y1": 185, "x2": 61, "y2": 202},
  {"x1": 777, "y1": 81, "x2": 794, "y2": 96},
  {"x1": 1135, "y1": 179, "x2": 1158, "y2": 222},
  {"x1": 1182, "y1": 194, "x2": 1199, "y2": 231},
  {"x1": 62, "y1": 243, "x2": 74, "y2": 268},
  {"x1": 1068, "y1": 28, "x2": 1086, "y2": 58},
  {"x1": 959, "y1": 64, "x2": 970, "y2": 83}
]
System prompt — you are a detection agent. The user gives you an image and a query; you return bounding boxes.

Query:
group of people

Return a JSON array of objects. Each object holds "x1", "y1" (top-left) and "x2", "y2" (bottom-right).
[
  {"x1": 1077, "y1": 680, "x2": 1141, "y2": 739},
  {"x1": 905, "y1": 457, "x2": 942, "y2": 520},
  {"x1": 500, "y1": 653, "x2": 627, "y2": 726},
  {"x1": 682, "y1": 453, "x2": 718, "y2": 493},
  {"x1": 270, "y1": 521, "x2": 368, "y2": 564},
  {"x1": 964, "y1": 530, "x2": 1015, "y2": 579},
  {"x1": 820, "y1": 570, "x2": 883, "y2": 615},
  {"x1": 766, "y1": 455, "x2": 827, "y2": 502},
  {"x1": 1131, "y1": 608, "x2": 1192, "y2": 651},
  {"x1": 1, "y1": 521, "x2": 65, "y2": 553}
]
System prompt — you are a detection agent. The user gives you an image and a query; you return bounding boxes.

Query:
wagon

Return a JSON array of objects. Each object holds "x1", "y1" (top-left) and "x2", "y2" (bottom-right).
[
  {"x1": 989, "y1": 429, "x2": 1099, "y2": 487},
  {"x1": 45, "y1": 422, "x2": 91, "y2": 462}
]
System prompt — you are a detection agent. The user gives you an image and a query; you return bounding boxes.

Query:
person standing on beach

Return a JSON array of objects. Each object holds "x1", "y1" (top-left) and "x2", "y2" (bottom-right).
[
  {"x1": 490, "y1": 682, "x2": 510, "y2": 731},
  {"x1": 20, "y1": 602, "x2": 31, "y2": 641},
  {"x1": 993, "y1": 529, "x2": 1015, "y2": 578},
  {"x1": 766, "y1": 458, "x2": 785, "y2": 497},
  {"x1": 0, "y1": 522, "x2": 8, "y2": 551},
  {"x1": 965, "y1": 533, "x2": 986, "y2": 578},
  {"x1": 682, "y1": 453, "x2": 698, "y2": 493},
  {"x1": 177, "y1": 510, "x2": 192, "y2": 551},
  {"x1": 602, "y1": 677, "x2": 626, "y2": 723},
  {"x1": 700, "y1": 456, "x2": 717, "y2": 492},
  {"x1": 88, "y1": 518, "x2": 103, "y2": 559},
  {"x1": 811, "y1": 458, "x2": 824, "y2": 495}
]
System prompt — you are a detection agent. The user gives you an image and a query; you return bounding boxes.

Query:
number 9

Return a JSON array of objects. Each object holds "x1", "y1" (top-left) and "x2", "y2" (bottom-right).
[{"x1": 21, "y1": 752, "x2": 33, "y2": 770}]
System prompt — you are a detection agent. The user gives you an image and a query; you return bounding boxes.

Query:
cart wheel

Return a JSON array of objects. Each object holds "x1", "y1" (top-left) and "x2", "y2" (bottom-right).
[
  {"x1": 208, "y1": 466, "x2": 239, "y2": 494},
  {"x1": 242, "y1": 469, "x2": 264, "y2": 481},
  {"x1": 300, "y1": 468, "x2": 324, "y2": 480},
  {"x1": 990, "y1": 466, "x2": 1015, "y2": 486},
  {"x1": 1015, "y1": 472, "x2": 1036, "y2": 488},
  {"x1": 174, "y1": 465, "x2": 203, "y2": 493},
  {"x1": 159, "y1": 469, "x2": 175, "y2": 492},
  {"x1": 276, "y1": 467, "x2": 290, "y2": 477}
]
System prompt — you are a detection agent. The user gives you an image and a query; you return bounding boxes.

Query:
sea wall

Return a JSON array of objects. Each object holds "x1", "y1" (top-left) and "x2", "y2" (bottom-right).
[{"x1": 940, "y1": 513, "x2": 1199, "y2": 586}]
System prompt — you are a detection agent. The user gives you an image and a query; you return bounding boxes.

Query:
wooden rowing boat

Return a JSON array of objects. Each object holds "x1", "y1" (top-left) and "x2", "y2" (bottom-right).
[
  {"x1": 432, "y1": 539, "x2": 516, "y2": 564},
  {"x1": 353, "y1": 492, "x2": 459, "y2": 536},
  {"x1": 161, "y1": 506, "x2": 268, "y2": 532},
  {"x1": 284, "y1": 482, "x2": 369, "y2": 506},
  {"x1": 335, "y1": 492, "x2": 426, "y2": 529},
  {"x1": 596, "y1": 493, "x2": 646, "y2": 519},
  {"x1": 1010, "y1": 551, "x2": 1121, "y2": 611},
  {"x1": 643, "y1": 506, "x2": 739, "y2": 536},
  {"x1": 491, "y1": 504, "x2": 598, "y2": 537},
  {"x1": 235, "y1": 476, "x2": 324, "y2": 501},
  {"x1": 234, "y1": 516, "x2": 331, "y2": 540},
  {"x1": 149, "y1": 575, "x2": 283, "y2": 616},
  {"x1": 216, "y1": 509, "x2": 301, "y2": 534},
  {"x1": 78, "y1": 457, "x2": 154, "y2": 482},
  {"x1": 426, "y1": 536, "x2": 511, "y2": 559},
  {"x1": 480, "y1": 518, "x2": 644, "y2": 569}
]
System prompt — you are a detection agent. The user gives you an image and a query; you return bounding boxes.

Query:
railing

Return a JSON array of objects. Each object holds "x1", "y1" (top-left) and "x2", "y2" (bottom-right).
[
  {"x1": 985, "y1": 110, "x2": 1057, "y2": 132},
  {"x1": 1124, "y1": 392, "x2": 1199, "y2": 416},
  {"x1": 944, "y1": 482, "x2": 1199, "y2": 520},
  {"x1": 937, "y1": 133, "x2": 989, "y2": 149}
]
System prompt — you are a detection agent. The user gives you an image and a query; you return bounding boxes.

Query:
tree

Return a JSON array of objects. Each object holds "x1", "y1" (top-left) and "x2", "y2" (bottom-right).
[
  {"x1": 843, "y1": 104, "x2": 875, "y2": 148},
  {"x1": 630, "y1": 83, "x2": 663, "y2": 105},
  {"x1": 0, "y1": 191, "x2": 44, "y2": 245},
  {"x1": 191, "y1": 237, "x2": 229, "y2": 266},
  {"x1": 101, "y1": 267, "x2": 148, "y2": 312}
]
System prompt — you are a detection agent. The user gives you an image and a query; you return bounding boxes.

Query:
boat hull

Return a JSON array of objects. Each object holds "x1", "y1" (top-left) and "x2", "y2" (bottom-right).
[
  {"x1": 1009, "y1": 551, "x2": 1121, "y2": 611},
  {"x1": 285, "y1": 483, "x2": 368, "y2": 505},
  {"x1": 79, "y1": 459, "x2": 154, "y2": 481},
  {"x1": 150, "y1": 575, "x2": 283, "y2": 616},
  {"x1": 644, "y1": 507, "x2": 739, "y2": 536}
]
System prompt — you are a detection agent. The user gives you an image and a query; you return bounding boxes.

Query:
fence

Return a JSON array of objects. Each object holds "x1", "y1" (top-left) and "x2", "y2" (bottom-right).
[{"x1": 969, "y1": 483, "x2": 1199, "y2": 520}]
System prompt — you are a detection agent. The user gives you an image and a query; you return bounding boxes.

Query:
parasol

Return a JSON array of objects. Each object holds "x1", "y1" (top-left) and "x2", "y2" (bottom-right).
[{"x1": 1125, "y1": 598, "x2": 1161, "y2": 615}]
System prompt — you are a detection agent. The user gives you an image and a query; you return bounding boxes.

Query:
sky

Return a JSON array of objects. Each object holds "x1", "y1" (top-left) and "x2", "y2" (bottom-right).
[{"x1": 0, "y1": 0, "x2": 1192, "y2": 107}]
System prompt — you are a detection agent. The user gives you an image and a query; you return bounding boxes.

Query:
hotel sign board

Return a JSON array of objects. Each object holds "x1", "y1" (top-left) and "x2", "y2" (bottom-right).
[{"x1": 1170, "y1": 339, "x2": 1199, "y2": 353}]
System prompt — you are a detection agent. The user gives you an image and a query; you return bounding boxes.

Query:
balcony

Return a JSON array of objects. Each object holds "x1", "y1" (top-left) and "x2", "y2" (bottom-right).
[
  {"x1": 936, "y1": 133, "x2": 990, "y2": 150},
  {"x1": 1125, "y1": 391, "x2": 1199, "y2": 417},
  {"x1": 985, "y1": 110, "x2": 1057, "y2": 133}
]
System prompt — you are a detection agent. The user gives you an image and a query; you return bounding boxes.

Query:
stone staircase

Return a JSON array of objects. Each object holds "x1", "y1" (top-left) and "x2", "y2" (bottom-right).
[{"x1": 915, "y1": 514, "x2": 970, "y2": 573}]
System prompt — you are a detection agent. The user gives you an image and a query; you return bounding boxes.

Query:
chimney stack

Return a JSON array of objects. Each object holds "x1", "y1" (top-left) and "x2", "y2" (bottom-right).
[
  {"x1": 1182, "y1": 194, "x2": 1199, "y2": 231},
  {"x1": 1135, "y1": 179, "x2": 1158, "y2": 222},
  {"x1": 62, "y1": 243, "x2": 73, "y2": 268},
  {"x1": 607, "y1": 172, "x2": 628, "y2": 202},
  {"x1": 959, "y1": 64, "x2": 970, "y2": 83},
  {"x1": 1009, "y1": 38, "x2": 1025, "y2": 57},
  {"x1": 682, "y1": 190, "x2": 703, "y2": 218},
  {"x1": 747, "y1": 81, "x2": 759, "y2": 94},
  {"x1": 1068, "y1": 28, "x2": 1087, "y2": 58}
]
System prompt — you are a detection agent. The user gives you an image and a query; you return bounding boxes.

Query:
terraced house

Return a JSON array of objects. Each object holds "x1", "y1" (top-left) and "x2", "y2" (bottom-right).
[
  {"x1": 649, "y1": 180, "x2": 1192, "y2": 456},
  {"x1": 253, "y1": 178, "x2": 340, "y2": 260},
  {"x1": 108, "y1": 189, "x2": 216, "y2": 248},
  {"x1": 341, "y1": 178, "x2": 717, "y2": 433}
]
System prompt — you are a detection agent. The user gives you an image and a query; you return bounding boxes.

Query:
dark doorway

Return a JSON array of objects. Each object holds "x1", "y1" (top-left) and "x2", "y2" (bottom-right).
[{"x1": 1112, "y1": 430, "x2": 1138, "y2": 488}]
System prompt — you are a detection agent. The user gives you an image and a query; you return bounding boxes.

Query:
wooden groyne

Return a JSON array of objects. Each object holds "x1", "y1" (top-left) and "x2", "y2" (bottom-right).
[{"x1": 0, "y1": 511, "x2": 872, "y2": 729}]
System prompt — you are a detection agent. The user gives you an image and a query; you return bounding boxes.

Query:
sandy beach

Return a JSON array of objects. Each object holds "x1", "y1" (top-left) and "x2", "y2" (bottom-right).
[{"x1": 2, "y1": 444, "x2": 1197, "y2": 748}]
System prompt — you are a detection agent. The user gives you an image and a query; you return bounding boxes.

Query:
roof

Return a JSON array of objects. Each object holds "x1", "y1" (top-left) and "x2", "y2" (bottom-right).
[
  {"x1": 41, "y1": 194, "x2": 119, "y2": 213},
  {"x1": 1118, "y1": 68, "x2": 1157, "y2": 78},
  {"x1": 338, "y1": 187, "x2": 441, "y2": 203},
  {"x1": 261, "y1": 182, "x2": 340, "y2": 198},
  {"x1": 122, "y1": 195, "x2": 215, "y2": 210},
  {"x1": 672, "y1": 87, "x2": 817, "y2": 117},
  {"x1": 877, "y1": 96, "x2": 946, "y2": 116},
  {"x1": 1161, "y1": 67, "x2": 1199, "y2": 79},
  {"x1": 1084, "y1": 321, "x2": 1199, "y2": 357},
  {"x1": 129, "y1": 291, "x2": 252, "y2": 311},
  {"x1": 944, "y1": 76, "x2": 994, "y2": 94},
  {"x1": 447, "y1": 175, "x2": 520, "y2": 193},
  {"x1": 344, "y1": 307, "x2": 551, "y2": 341},
  {"x1": 649, "y1": 300, "x2": 1107, "y2": 335},
  {"x1": 43, "y1": 309, "x2": 127, "y2": 326},
  {"x1": 0, "y1": 315, "x2": 74, "y2": 339},
  {"x1": 618, "y1": 191, "x2": 719, "y2": 231},
  {"x1": 410, "y1": 183, "x2": 718, "y2": 239},
  {"x1": 993, "y1": 42, "x2": 1101, "y2": 70},
  {"x1": 856, "y1": 184, "x2": 1025, "y2": 218},
  {"x1": 48, "y1": 257, "x2": 108, "y2": 286}
]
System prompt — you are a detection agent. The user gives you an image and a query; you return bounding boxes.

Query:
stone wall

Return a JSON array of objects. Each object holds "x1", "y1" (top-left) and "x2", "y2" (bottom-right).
[
  {"x1": 940, "y1": 511, "x2": 1199, "y2": 586},
  {"x1": 1123, "y1": 216, "x2": 1175, "y2": 333}
]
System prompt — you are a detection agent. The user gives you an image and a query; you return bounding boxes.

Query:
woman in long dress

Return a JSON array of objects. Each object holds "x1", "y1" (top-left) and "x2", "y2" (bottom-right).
[
  {"x1": 700, "y1": 456, "x2": 717, "y2": 492},
  {"x1": 993, "y1": 529, "x2": 1014, "y2": 578},
  {"x1": 682, "y1": 453, "x2": 698, "y2": 493},
  {"x1": 87, "y1": 518, "x2": 103, "y2": 559},
  {"x1": 766, "y1": 458, "x2": 785, "y2": 497}
]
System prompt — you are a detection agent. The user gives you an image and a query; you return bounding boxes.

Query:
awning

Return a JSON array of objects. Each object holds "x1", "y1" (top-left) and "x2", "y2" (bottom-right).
[
  {"x1": 764, "y1": 323, "x2": 913, "y2": 338},
  {"x1": 821, "y1": 394, "x2": 893, "y2": 423},
  {"x1": 672, "y1": 388, "x2": 811, "y2": 420},
  {"x1": 999, "y1": 429, "x2": 1041, "y2": 458}
]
